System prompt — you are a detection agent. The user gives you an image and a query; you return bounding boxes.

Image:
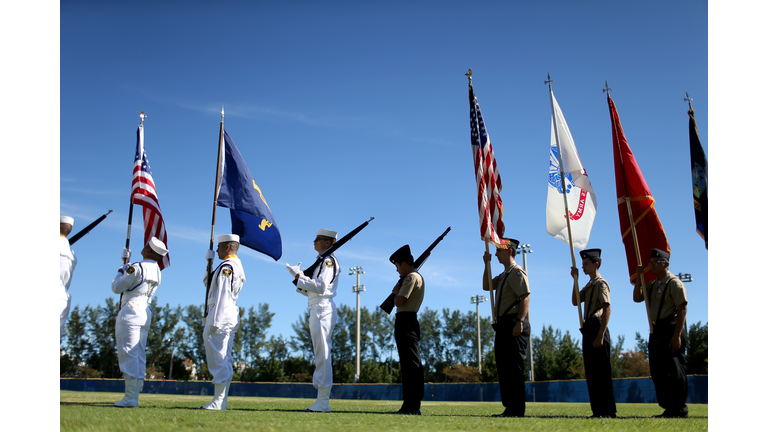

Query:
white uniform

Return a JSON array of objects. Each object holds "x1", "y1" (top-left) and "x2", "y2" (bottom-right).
[
  {"x1": 60, "y1": 237, "x2": 77, "y2": 338},
  {"x1": 203, "y1": 256, "x2": 245, "y2": 384},
  {"x1": 111, "y1": 260, "x2": 161, "y2": 380},
  {"x1": 296, "y1": 254, "x2": 340, "y2": 389}
]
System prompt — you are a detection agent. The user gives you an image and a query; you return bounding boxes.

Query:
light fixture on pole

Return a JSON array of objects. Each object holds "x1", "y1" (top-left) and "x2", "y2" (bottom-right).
[
  {"x1": 470, "y1": 295, "x2": 488, "y2": 374},
  {"x1": 516, "y1": 243, "x2": 535, "y2": 383},
  {"x1": 350, "y1": 266, "x2": 365, "y2": 383},
  {"x1": 677, "y1": 273, "x2": 693, "y2": 283}
]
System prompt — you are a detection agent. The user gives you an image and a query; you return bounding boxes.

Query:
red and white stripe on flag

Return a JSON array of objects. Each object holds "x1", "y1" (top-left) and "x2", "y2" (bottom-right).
[
  {"x1": 469, "y1": 82, "x2": 505, "y2": 247},
  {"x1": 132, "y1": 124, "x2": 170, "y2": 269}
]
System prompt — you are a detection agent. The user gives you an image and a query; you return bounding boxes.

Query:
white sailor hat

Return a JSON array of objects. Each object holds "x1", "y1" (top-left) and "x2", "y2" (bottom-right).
[
  {"x1": 148, "y1": 237, "x2": 168, "y2": 256},
  {"x1": 60, "y1": 216, "x2": 74, "y2": 226},
  {"x1": 218, "y1": 234, "x2": 240, "y2": 244},
  {"x1": 316, "y1": 228, "x2": 337, "y2": 240}
]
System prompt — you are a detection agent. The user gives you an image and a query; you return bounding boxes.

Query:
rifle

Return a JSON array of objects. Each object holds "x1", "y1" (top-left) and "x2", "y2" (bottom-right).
[
  {"x1": 292, "y1": 217, "x2": 375, "y2": 286},
  {"x1": 68, "y1": 210, "x2": 113, "y2": 245},
  {"x1": 380, "y1": 226, "x2": 451, "y2": 314}
]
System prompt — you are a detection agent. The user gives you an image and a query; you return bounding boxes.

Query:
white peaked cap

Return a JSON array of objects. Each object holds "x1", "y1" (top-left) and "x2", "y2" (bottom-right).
[
  {"x1": 218, "y1": 234, "x2": 240, "y2": 243},
  {"x1": 148, "y1": 237, "x2": 168, "y2": 256},
  {"x1": 60, "y1": 216, "x2": 74, "y2": 226},
  {"x1": 316, "y1": 228, "x2": 338, "y2": 239}
]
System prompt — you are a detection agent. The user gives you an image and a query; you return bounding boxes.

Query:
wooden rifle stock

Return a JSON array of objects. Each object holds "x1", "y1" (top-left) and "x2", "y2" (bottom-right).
[{"x1": 380, "y1": 227, "x2": 451, "y2": 314}]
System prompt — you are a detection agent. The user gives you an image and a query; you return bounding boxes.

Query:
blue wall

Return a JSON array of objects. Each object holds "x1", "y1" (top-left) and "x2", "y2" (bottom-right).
[{"x1": 61, "y1": 376, "x2": 707, "y2": 404}]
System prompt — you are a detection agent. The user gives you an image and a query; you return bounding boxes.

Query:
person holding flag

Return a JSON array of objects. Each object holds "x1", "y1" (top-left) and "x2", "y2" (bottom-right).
[
  {"x1": 570, "y1": 249, "x2": 616, "y2": 418},
  {"x1": 482, "y1": 238, "x2": 530, "y2": 418},
  {"x1": 111, "y1": 237, "x2": 168, "y2": 408},
  {"x1": 633, "y1": 249, "x2": 689, "y2": 418},
  {"x1": 200, "y1": 234, "x2": 246, "y2": 410},
  {"x1": 199, "y1": 109, "x2": 282, "y2": 410},
  {"x1": 60, "y1": 216, "x2": 77, "y2": 339}
]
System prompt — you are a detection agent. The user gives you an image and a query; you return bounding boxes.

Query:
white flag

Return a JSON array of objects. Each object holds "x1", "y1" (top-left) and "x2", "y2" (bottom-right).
[{"x1": 545, "y1": 88, "x2": 597, "y2": 250}]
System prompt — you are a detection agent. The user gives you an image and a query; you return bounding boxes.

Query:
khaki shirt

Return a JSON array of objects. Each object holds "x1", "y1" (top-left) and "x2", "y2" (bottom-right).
[
  {"x1": 579, "y1": 275, "x2": 610, "y2": 320},
  {"x1": 491, "y1": 263, "x2": 530, "y2": 317},
  {"x1": 396, "y1": 271, "x2": 424, "y2": 314},
  {"x1": 645, "y1": 271, "x2": 687, "y2": 321}
]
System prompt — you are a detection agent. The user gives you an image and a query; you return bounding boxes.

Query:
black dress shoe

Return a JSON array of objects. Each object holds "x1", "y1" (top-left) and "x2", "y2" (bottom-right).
[
  {"x1": 492, "y1": 411, "x2": 523, "y2": 418},
  {"x1": 393, "y1": 409, "x2": 421, "y2": 415}
]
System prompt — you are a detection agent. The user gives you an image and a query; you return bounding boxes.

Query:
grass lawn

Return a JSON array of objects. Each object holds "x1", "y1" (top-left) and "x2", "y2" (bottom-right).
[{"x1": 61, "y1": 390, "x2": 707, "y2": 431}]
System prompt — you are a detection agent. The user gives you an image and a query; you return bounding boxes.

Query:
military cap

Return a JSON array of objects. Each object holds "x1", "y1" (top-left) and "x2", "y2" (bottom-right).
[
  {"x1": 148, "y1": 237, "x2": 168, "y2": 256},
  {"x1": 60, "y1": 216, "x2": 74, "y2": 226},
  {"x1": 650, "y1": 248, "x2": 670, "y2": 260},
  {"x1": 501, "y1": 238, "x2": 520, "y2": 250},
  {"x1": 580, "y1": 248, "x2": 602, "y2": 261},
  {"x1": 218, "y1": 234, "x2": 240, "y2": 244},
  {"x1": 389, "y1": 244, "x2": 414, "y2": 264},
  {"x1": 316, "y1": 228, "x2": 338, "y2": 240}
]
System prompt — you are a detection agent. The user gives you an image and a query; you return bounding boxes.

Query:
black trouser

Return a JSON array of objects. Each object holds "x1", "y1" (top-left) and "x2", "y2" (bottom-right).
[
  {"x1": 494, "y1": 313, "x2": 529, "y2": 416},
  {"x1": 395, "y1": 312, "x2": 424, "y2": 411},
  {"x1": 581, "y1": 317, "x2": 617, "y2": 417},
  {"x1": 649, "y1": 316, "x2": 688, "y2": 415}
]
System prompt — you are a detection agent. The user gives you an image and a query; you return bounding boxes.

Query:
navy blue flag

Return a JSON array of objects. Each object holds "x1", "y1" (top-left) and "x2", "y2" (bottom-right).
[
  {"x1": 688, "y1": 108, "x2": 708, "y2": 249},
  {"x1": 217, "y1": 130, "x2": 282, "y2": 260}
]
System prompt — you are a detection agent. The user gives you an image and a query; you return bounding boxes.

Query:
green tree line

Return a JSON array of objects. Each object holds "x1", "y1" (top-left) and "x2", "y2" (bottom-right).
[{"x1": 60, "y1": 298, "x2": 707, "y2": 383}]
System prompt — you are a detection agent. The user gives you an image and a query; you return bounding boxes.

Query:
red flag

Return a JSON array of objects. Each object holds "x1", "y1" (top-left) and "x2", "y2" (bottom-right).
[
  {"x1": 132, "y1": 123, "x2": 170, "y2": 270},
  {"x1": 469, "y1": 81, "x2": 505, "y2": 246},
  {"x1": 608, "y1": 94, "x2": 669, "y2": 283}
]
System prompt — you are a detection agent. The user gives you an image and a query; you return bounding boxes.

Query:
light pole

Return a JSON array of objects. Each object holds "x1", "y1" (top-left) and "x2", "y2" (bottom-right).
[
  {"x1": 389, "y1": 343, "x2": 395, "y2": 384},
  {"x1": 166, "y1": 338, "x2": 175, "y2": 380},
  {"x1": 278, "y1": 339, "x2": 287, "y2": 373},
  {"x1": 350, "y1": 266, "x2": 365, "y2": 383},
  {"x1": 470, "y1": 295, "x2": 488, "y2": 374},
  {"x1": 517, "y1": 243, "x2": 534, "y2": 382}
]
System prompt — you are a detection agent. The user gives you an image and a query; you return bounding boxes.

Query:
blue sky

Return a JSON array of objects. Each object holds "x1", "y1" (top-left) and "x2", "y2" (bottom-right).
[
  {"x1": 12, "y1": 0, "x2": 768, "y2": 427},
  {"x1": 56, "y1": 1, "x2": 710, "y2": 355}
]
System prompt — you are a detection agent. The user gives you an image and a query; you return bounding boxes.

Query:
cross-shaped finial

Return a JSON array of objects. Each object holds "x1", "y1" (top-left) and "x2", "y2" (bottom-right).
[
  {"x1": 139, "y1": 110, "x2": 147, "y2": 123},
  {"x1": 602, "y1": 81, "x2": 612, "y2": 94},
  {"x1": 685, "y1": 92, "x2": 694, "y2": 111},
  {"x1": 545, "y1": 73, "x2": 554, "y2": 86}
]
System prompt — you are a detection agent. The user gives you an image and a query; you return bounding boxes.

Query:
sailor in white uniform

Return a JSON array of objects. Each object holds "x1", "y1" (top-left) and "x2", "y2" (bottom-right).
[
  {"x1": 60, "y1": 216, "x2": 77, "y2": 339},
  {"x1": 287, "y1": 228, "x2": 340, "y2": 412},
  {"x1": 111, "y1": 236, "x2": 168, "y2": 408},
  {"x1": 201, "y1": 234, "x2": 246, "y2": 410}
]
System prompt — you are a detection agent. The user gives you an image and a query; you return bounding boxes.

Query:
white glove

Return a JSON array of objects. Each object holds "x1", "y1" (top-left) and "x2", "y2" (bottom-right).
[
  {"x1": 201, "y1": 316, "x2": 207, "y2": 326},
  {"x1": 286, "y1": 262, "x2": 302, "y2": 278},
  {"x1": 121, "y1": 248, "x2": 131, "y2": 260},
  {"x1": 205, "y1": 250, "x2": 215, "y2": 260}
]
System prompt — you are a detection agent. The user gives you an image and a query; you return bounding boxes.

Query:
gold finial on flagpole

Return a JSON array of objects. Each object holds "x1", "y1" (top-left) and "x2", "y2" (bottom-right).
[
  {"x1": 465, "y1": 68, "x2": 472, "y2": 82},
  {"x1": 602, "y1": 81, "x2": 612, "y2": 94},
  {"x1": 545, "y1": 73, "x2": 554, "y2": 89},
  {"x1": 221, "y1": 106, "x2": 225, "y2": 121},
  {"x1": 685, "y1": 92, "x2": 694, "y2": 112}
]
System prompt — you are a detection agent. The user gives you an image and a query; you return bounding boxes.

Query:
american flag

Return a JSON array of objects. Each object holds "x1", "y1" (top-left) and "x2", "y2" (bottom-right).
[
  {"x1": 132, "y1": 123, "x2": 170, "y2": 269},
  {"x1": 469, "y1": 81, "x2": 505, "y2": 247}
]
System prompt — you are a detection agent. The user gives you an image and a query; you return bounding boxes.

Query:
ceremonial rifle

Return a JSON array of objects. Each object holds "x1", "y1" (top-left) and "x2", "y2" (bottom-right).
[
  {"x1": 68, "y1": 210, "x2": 113, "y2": 245},
  {"x1": 292, "y1": 217, "x2": 375, "y2": 285},
  {"x1": 379, "y1": 226, "x2": 451, "y2": 314}
]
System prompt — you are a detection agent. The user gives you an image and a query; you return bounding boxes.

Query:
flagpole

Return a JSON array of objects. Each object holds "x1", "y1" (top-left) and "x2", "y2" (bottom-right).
[
  {"x1": 204, "y1": 108, "x2": 226, "y2": 318},
  {"x1": 605, "y1": 85, "x2": 653, "y2": 333},
  {"x1": 468, "y1": 69, "x2": 497, "y2": 325},
  {"x1": 121, "y1": 111, "x2": 146, "y2": 310},
  {"x1": 546, "y1": 75, "x2": 584, "y2": 329}
]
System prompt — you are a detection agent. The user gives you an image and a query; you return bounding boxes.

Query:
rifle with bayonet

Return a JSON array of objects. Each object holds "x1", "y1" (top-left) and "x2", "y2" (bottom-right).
[
  {"x1": 68, "y1": 210, "x2": 113, "y2": 245},
  {"x1": 292, "y1": 217, "x2": 375, "y2": 286},
  {"x1": 380, "y1": 226, "x2": 451, "y2": 314}
]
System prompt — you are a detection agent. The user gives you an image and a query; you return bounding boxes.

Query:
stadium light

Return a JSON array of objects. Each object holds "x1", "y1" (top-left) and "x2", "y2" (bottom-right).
[
  {"x1": 349, "y1": 266, "x2": 365, "y2": 383},
  {"x1": 470, "y1": 295, "x2": 488, "y2": 374}
]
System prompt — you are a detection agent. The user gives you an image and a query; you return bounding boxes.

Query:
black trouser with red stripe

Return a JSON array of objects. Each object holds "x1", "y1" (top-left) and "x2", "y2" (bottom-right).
[
  {"x1": 581, "y1": 317, "x2": 617, "y2": 417},
  {"x1": 494, "y1": 313, "x2": 529, "y2": 417},
  {"x1": 649, "y1": 316, "x2": 688, "y2": 416},
  {"x1": 395, "y1": 312, "x2": 424, "y2": 412}
]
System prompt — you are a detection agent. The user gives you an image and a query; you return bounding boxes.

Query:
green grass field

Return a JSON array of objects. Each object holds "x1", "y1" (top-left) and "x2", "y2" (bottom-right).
[{"x1": 61, "y1": 390, "x2": 707, "y2": 431}]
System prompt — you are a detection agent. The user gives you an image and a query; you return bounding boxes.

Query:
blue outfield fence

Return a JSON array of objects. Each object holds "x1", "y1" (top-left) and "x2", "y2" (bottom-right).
[{"x1": 61, "y1": 375, "x2": 706, "y2": 404}]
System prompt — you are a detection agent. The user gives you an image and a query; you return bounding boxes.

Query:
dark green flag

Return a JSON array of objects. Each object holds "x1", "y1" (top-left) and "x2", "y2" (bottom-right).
[{"x1": 688, "y1": 108, "x2": 708, "y2": 249}]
